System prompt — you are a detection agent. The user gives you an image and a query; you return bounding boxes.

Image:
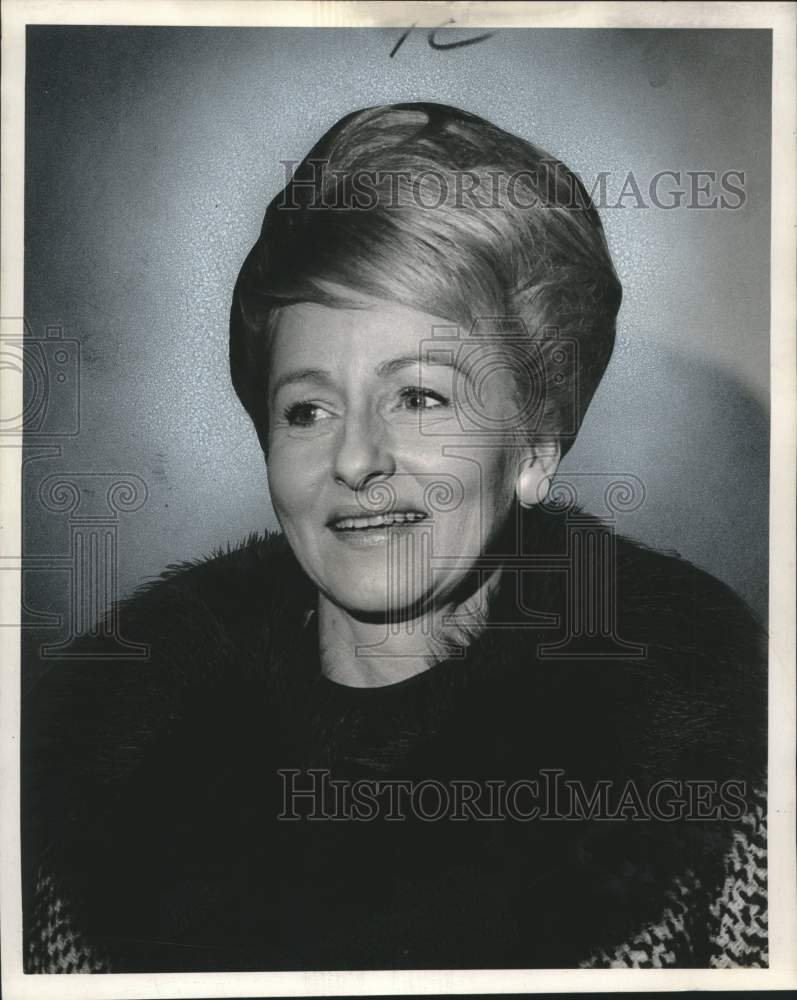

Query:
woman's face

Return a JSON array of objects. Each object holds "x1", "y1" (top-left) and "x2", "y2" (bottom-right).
[{"x1": 266, "y1": 299, "x2": 528, "y2": 618}]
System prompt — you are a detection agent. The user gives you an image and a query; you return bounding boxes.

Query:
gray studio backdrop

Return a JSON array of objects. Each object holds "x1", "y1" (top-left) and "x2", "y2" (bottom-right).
[{"x1": 22, "y1": 26, "x2": 770, "y2": 666}]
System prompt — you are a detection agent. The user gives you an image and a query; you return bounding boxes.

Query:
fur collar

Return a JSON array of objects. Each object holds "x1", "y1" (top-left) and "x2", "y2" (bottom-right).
[{"x1": 23, "y1": 503, "x2": 767, "y2": 970}]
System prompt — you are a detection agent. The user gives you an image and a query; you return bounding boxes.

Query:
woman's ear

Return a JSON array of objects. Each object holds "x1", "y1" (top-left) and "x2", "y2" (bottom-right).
[{"x1": 515, "y1": 442, "x2": 562, "y2": 508}]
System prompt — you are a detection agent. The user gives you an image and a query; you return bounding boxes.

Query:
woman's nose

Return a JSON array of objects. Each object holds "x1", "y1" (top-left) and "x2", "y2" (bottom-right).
[{"x1": 332, "y1": 410, "x2": 396, "y2": 490}]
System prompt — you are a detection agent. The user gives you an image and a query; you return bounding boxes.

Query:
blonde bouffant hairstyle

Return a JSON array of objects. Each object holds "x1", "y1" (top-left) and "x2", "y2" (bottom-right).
[{"x1": 230, "y1": 102, "x2": 621, "y2": 456}]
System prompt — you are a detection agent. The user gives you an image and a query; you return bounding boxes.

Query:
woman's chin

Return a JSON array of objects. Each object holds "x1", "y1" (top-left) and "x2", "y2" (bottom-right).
[{"x1": 322, "y1": 578, "x2": 431, "y2": 623}]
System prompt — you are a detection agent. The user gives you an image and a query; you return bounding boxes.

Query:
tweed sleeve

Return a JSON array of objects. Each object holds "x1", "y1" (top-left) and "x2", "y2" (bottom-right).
[
  {"x1": 579, "y1": 787, "x2": 768, "y2": 969},
  {"x1": 704, "y1": 787, "x2": 768, "y2": 967},
  {"x1": 25, "y1": 866, "x2": 111, "y2": 974}
]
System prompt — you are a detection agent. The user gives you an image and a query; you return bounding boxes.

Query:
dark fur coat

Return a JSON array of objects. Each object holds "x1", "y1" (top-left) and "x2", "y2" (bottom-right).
[{"x1": 22, "y1": 504, "x2": 768, "y2": 972}]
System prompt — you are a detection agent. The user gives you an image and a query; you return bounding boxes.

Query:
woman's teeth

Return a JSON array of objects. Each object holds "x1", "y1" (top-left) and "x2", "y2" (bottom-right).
[{"x1": 333, "y1": 513, "x2": 426, "y2": 530}]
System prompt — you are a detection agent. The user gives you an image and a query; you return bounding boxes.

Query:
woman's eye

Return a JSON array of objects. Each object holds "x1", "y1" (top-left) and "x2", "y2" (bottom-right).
[
  {"x1": 283, "y1": 402, "x2": 332, "y2": 427},
  {"x1": 398, "y1": 387, "x2": 450, "y2": 411}
]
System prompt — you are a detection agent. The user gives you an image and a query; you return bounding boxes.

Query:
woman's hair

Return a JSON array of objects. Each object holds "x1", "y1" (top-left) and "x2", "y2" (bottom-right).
[{"x1": 229, "y1": 102, "x2": 622, "y2": 455}]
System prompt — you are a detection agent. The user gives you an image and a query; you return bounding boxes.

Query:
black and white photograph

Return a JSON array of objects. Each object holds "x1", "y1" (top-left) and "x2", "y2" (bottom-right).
[{"x1": 1, "y1": 1, "x2": 795, "y2": 997}]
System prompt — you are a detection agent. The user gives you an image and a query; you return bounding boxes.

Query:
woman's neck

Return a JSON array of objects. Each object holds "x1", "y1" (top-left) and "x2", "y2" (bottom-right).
[{"x1": 317, "y1": 569, "x2": 502, "y2": 688}]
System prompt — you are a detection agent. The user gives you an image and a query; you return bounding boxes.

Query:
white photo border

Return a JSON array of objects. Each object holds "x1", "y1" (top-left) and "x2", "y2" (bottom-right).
[{"x1": 2, "y1": 2, "x2": 795, "y2": 997}]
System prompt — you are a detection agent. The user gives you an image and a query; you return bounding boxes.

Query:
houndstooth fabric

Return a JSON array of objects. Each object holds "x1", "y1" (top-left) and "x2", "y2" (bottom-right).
[
  {"x1": 28, "y1": 794, "x2": 767, "y2": 973},
  {"x1": 705, "y1": 790, "x2": 768, "y2": 967},
  {"x1": 26, "y1": 871, "x2": 110, "y2": 973},
  {"x1": 581, "y1": 788, "x2": 768, "y2": 968}
]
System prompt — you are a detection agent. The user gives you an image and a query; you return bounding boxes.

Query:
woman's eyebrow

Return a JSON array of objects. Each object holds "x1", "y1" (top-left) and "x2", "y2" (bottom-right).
[
  {"x1": 375, "y1": 353, "x2": 464, "y2": 378},
  {"x1": 270, "y1": 367, "x2": 332, "y2": 397},
  {"x1": 271, "y1": 355, "x2": 465, "y2": 397}
]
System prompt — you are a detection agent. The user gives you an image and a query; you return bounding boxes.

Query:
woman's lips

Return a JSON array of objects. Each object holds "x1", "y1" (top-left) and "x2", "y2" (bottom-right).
[
  {"x1": 331, "y1": 512, "x2": 427, "y2": 530},
  {"x1": 328, "y1": 511, "x2": 429, "y2": 546}
]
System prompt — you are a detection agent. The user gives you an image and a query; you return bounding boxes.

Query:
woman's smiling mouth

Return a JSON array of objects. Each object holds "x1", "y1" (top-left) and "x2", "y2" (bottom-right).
[
  {"x1": 327, "y1": 509, "x2": 430, "y2": 545},
  {"x1": 331, "y1": 512, "x2": 427, "y2": 530}
]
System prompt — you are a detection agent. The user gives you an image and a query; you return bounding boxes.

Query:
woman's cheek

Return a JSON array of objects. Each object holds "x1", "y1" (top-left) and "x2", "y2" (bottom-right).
[{"x1": 267, "y1": 447, "x2": 317, "y2": 524}]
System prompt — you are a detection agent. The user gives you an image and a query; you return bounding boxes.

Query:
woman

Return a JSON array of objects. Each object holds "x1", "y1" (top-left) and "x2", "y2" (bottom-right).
[{"x1": 24, "y1": 103, "x2": 767, "y2": 972}]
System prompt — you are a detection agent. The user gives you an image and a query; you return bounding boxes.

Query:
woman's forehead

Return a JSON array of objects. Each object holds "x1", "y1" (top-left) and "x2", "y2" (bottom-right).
[{"x1": 271, "y1": 300, "x2": 460, "y2": 362}]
